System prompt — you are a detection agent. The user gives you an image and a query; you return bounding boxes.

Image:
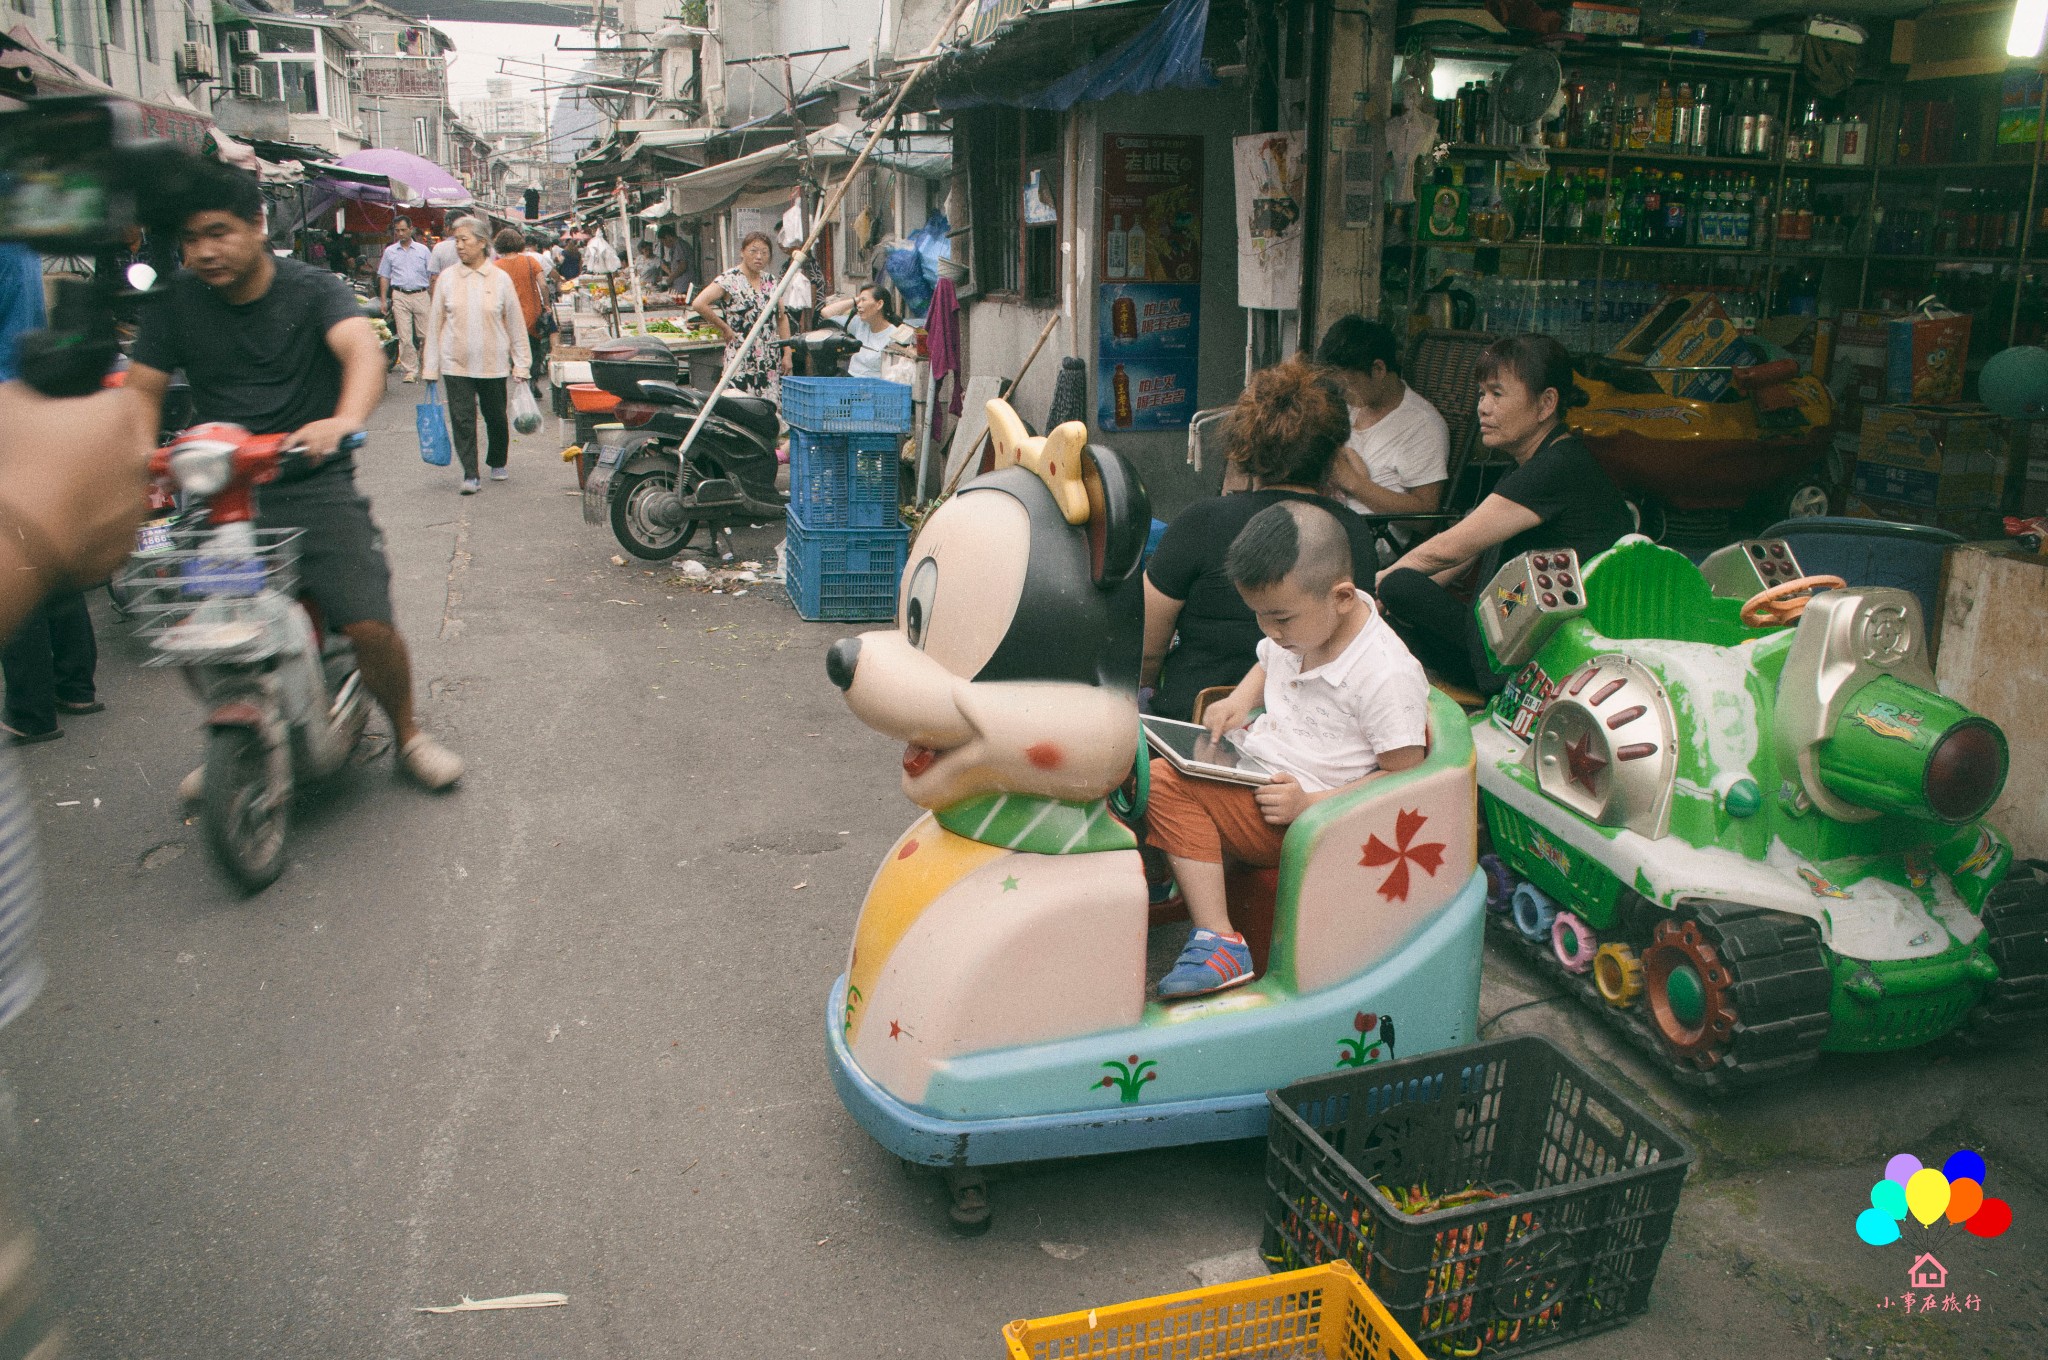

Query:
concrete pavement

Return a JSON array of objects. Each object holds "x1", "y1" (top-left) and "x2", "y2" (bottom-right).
[{"x1": 0, "y1": 374, "x2": 2040, "y2": 1358}]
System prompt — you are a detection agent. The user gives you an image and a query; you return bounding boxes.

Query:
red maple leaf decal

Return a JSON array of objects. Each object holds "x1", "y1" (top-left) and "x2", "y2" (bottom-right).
[{"x1": 1360, "y1": 808, "x2": 1448, "y2": 902}]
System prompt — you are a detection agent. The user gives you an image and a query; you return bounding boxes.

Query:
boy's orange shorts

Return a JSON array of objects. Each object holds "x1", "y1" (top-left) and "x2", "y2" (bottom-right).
[{"x1": 1144, "y1": 757, "x2": 1287, "y2": 866}]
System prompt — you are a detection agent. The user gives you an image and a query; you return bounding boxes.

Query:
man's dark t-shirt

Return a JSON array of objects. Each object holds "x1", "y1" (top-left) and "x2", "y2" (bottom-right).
[
  {"x1": 1492, "y1": 428, "x2": 1634, "y2": 563},
  {"x1": 133, "y1": 257, "x2": 364, "y2": 481},
  {"x1": 1146, "y1": 489, "x2": 1380, "y2": 722}
]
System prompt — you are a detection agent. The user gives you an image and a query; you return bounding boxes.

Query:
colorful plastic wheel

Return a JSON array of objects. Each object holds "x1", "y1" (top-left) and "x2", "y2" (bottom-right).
[
  {"x1": 1511, "y1": 882, "x2": 1558, "y2": 942},
  {"x1": 1479, "y1": 853, "x2": 1514, "y2": 912},
  {"x1": 1643, "y1": 918, "x2": 1739, "y2": 1066},
  {"x1": 1592, "y1": 943, "x2": 1644, "y2": 1009},
  {"x1": 1551, "y1": 912, "x2": 1598, "y2": 974}
]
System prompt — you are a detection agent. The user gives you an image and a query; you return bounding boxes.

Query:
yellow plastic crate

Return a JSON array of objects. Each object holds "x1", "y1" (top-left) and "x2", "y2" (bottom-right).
[{"x1": 1001, "y1": 1262, "x2": 1426, "y2": 1360}]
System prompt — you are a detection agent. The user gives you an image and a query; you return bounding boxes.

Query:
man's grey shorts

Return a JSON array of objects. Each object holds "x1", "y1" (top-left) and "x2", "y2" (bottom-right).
[{"x1": 256, "y1": 473, "x2": 396, "y2": 630}]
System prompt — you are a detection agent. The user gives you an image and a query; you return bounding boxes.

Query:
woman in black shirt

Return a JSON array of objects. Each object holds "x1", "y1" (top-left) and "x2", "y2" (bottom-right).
[
  {"x1": 1377, "y1": 335, "x2": 1633, "y2": 696},
  {"x1": 1144, "y1": 360, "x2": 1381, "y2": 720}
]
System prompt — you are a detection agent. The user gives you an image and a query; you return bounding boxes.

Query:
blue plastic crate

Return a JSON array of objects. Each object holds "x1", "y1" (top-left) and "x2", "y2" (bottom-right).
[
  {"x1": 789, "y1": 430, "x2": 902, "y2": 528},
  {"x1": 785, "y1": 514, "x2": 909, "y2": 621},
  {"x1": 781, "y1": 376, "x2": 914, "y2": 434}
]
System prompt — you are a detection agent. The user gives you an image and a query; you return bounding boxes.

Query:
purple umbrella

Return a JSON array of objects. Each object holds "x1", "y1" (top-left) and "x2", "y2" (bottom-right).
[{"x1": 334, "y1": 148, "x2": 473, "y2": 208}]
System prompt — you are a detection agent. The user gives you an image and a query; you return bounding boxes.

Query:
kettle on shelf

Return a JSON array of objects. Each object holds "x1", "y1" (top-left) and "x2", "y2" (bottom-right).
[{"x1": 1420, "y1": 277, "x2": 1477, "y2": 331}]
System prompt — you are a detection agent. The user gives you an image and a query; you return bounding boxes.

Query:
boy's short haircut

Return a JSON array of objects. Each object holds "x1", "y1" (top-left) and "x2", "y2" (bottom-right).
[{"x1": 1226, "y1": 501, "x2": 1354, "y2": 595}]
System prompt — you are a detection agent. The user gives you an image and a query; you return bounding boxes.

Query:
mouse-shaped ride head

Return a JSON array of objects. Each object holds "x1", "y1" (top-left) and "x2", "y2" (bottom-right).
[{"x1": 826, "y1": 400, "x2": 1151, "y2": 810}]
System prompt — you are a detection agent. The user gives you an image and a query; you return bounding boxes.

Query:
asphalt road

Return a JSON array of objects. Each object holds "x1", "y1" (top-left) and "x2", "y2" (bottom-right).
[{"x1": 0, "y1": 376, "x2": 2041, "y2": 1358}]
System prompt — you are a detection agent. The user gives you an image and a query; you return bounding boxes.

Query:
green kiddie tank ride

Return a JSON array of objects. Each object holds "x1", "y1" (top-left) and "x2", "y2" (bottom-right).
[{"x1": 1466, "y1": 534, "x2": 2048, "y2": 1090}]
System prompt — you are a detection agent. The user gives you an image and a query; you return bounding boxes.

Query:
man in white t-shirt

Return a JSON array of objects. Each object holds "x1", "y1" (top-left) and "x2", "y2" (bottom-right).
[
  {"x1": 1143, "y1": 501, "x2": 1429, "y2": 998},
  {"x1": 1316, "y1": 316, "x2": 1450, "y2": 526}
]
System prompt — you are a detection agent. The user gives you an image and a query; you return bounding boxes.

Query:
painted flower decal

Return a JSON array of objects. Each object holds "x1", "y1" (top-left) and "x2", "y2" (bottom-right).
[
  {"x1": 1337, "y1": 1011, "x2": 1387, "y2": 1068},
  {"x1": 1096, "y1": 1054, "x2": 1158, "y2": 1104},
  {"x1": 1361, "y1": 809, "x2": 1447, "y2": 902}
]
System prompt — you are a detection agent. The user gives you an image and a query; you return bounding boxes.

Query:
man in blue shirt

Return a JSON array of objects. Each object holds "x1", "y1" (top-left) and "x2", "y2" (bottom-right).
[
  {"x1": 375, "y1": 217, "x2": 433, "y2": 383},
  {"x1": 0, "y1": 244, "x2": 104, "y2": 745}
]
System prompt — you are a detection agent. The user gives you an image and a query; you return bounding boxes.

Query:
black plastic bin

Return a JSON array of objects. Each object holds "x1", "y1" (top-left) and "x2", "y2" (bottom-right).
[{"x1": 1261, "y1": 1036, "x2": 1694, "y2": 1357}]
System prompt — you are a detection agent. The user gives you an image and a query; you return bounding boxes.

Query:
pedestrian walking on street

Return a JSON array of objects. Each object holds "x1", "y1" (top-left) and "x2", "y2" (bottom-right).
[
  {"x1": 691, "y1": 231, "x2": 788, "y2": 398},
  {"x1": 0, "y1": 242, "x2": 103, "y2": 745},
  {"x1": 424, "y1": 220, "x2": 531, "y2": 493},
  {"x1": 127, "y1": 160, "x2": 464, "y2": 791},
  {"x1": 494, "y1": 227, "x2": 552, "y2": 401},
  {"x1": 376, "y1": 217, "x2": 433, "y2": 382}
]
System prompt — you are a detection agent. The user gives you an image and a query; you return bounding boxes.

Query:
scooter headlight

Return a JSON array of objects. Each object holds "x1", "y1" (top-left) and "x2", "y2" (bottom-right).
[{"x1": 167, "y1": 441, "x2": 236, "y2": 498}]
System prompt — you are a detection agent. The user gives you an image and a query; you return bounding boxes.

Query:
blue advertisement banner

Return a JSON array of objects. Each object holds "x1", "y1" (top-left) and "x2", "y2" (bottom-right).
[
  {"x1": 1098, "y1": 355, "x2": 1201, "y2": 432},
  {"x1": 1098, "y1": 283, "x2": 1200, "y2": 356}
]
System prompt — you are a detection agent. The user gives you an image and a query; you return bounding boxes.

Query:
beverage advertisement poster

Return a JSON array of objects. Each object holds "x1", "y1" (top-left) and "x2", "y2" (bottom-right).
[
  {"x1": 1098, "y1": 354, "x2": 1201, "y2": 432},
  {"x1": 1098, "y1": 283, "x2": 1200, "y2": 356},
  {"x1": 1100, "y1": 135, "x2": 1203, "y2": 283},
  {"x1": 1233, "y1": 132, "x2": 1305, "y2": 309}
]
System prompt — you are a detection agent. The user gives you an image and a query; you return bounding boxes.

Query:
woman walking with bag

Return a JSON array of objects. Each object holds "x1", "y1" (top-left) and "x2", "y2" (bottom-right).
[
  {"x1": 423, "y1": 221, "x2": 530, "y2": 493},
  {"x1": 493, "y1": 227, "x2": 554, "y2": 401}
]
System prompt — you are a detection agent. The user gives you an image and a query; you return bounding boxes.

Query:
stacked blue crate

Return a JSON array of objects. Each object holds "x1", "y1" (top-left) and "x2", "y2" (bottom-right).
[{"x1": 782, "y1": 377, "x2": 914, "y2": 621}]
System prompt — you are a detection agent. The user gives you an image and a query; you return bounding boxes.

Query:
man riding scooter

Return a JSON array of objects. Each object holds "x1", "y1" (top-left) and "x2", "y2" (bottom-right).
[{"x1": 125, "y1": 160, "x2": 463, "y2": 794}]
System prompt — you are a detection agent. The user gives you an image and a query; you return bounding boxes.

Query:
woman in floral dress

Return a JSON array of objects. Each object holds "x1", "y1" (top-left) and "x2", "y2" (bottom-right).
[{"x1": 690, "y1": 231, "x2": 788, "y2": 398}]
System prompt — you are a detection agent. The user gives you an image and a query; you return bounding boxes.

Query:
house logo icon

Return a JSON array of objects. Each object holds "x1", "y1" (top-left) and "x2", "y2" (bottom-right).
[{"x1": 1909, "y1": 1254, "x2": 1947, "y2": 1291}]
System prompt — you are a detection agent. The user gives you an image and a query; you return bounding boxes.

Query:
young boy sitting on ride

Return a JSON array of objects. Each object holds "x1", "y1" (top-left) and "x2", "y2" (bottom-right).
[{"x1": 1148, "y1": 501, "x2": 1430, "y2": 999}]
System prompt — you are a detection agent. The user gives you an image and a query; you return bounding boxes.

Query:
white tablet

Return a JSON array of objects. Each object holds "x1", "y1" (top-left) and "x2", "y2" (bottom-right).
[{"x1": 1141, "y1": 716, "x2": 1276, "y2": 787}]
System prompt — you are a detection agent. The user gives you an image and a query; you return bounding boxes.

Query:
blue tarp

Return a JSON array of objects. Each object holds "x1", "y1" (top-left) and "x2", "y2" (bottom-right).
[{"x1": 939, "y1": 0, "x2": 1216, "y2": 112}]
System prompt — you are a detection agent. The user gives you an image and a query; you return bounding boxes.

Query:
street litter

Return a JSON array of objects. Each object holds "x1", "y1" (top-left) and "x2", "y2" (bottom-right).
[{"x1": 416, "y1": 1292, "x2": 567, "y2": 1314}]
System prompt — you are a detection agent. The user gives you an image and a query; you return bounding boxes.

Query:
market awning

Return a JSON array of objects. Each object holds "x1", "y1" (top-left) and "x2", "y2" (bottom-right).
[
  {"x1": 664, "y1": 125, "x2": 856, "y2": 219},
  {"x1": 886, "y1": 0, "x2": 1223, "y2": 114}
]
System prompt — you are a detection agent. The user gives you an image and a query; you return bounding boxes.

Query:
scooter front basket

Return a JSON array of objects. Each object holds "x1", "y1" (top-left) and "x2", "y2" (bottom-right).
[{"x1": 123, "y1": 528, "x2": 303, "y2": 663}]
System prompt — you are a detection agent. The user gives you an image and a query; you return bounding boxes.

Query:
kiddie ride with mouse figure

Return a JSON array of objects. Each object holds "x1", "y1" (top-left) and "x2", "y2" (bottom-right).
[
  {"x1": 1468, "y1": 534, "x2": 2048, "y2": 1091},
  {"x1": 822, "y1": 402, "x2": 1488, "y2": 1231}
]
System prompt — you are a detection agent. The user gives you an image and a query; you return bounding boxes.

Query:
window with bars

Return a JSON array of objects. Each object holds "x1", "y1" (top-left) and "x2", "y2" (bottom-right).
[{"x1": 966, "y1": 107, "x2": 1061, "y2": 304}]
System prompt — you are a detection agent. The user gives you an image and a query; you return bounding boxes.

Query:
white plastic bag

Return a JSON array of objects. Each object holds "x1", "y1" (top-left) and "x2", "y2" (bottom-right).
[{"x1": 511, "y1": 382, "x2": 543, "y2": 435}]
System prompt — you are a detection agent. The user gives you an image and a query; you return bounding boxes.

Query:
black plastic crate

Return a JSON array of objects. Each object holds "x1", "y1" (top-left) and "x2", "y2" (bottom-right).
[{"x1": 1261, "y1": 1036, "x2": 1693, "y2": 1357}]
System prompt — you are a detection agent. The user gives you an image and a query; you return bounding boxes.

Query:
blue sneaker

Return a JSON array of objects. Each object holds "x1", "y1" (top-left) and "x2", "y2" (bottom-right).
[{"x1": 1160, "y1": 930, "x2": 1255, "y2": 999}]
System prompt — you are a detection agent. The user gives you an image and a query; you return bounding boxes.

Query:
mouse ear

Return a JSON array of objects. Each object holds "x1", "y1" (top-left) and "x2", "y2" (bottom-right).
[{"x1": 1081, "y1": 444, "x2": 1152, "y2": 587}]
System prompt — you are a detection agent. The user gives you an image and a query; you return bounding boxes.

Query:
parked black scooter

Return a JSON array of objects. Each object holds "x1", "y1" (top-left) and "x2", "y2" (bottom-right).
[{"x1": 585, "y1": 329, "x2": 861, "y2": 560}]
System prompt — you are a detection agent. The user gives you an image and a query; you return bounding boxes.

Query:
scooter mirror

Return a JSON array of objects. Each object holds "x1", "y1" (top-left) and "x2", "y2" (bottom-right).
[{"x1": 125, "y1": 261, "x2": 157, "y2": 292}]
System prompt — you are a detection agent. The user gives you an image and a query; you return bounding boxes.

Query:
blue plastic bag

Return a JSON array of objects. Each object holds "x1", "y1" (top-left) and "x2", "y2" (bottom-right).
[{"x1": 417, "y1": 381, "x2": 452, "y2": 467}]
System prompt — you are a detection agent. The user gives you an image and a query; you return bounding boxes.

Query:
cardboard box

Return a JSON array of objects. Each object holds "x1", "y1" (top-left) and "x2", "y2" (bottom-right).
[
  {"x1": 1858, "y1": 404, "x2": 2007, "y2": 473},
  {"x1": 1613, "y1": 293, "x2": 1755, "y2": 402},
  {"x1": 1886, "y1": 311, "x2": 1971, "y2": 404},
  {"x1": 1565, "y1": 2, "x2": 1639, "y2": 36}
]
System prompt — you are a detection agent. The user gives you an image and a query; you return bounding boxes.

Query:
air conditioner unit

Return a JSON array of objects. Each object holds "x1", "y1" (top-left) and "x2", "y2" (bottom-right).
[
  {"x1": 228, "y1": 29, "x2": 258, "y2": 62},
  {"x1": 233, "y1": 64, "x2": 263, "y2": 98},
  {"x1": 175, "y1": 42, "x2": 216, "y2": 83}
]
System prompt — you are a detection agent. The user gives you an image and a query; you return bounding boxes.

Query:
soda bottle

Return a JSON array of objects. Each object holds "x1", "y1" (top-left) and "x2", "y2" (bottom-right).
[
  {"x1": 1674, "y1": 82, "x2": 1695, "y2": 152},
  {"x1": 1653, "y1": 79, "x2": 1675, "y2": 146},
  {"x1": 1665, "y1": 171, "x2": 1688, "y2": 245},
  {"x1": 1643, "y1": 170, "x2": 1664, "y2": 246}
]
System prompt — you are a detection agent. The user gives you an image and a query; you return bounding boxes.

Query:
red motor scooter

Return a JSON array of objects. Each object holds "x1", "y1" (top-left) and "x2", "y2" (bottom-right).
[{"x1": 123, "y1": 424, "x2": 372, "y2": 892}]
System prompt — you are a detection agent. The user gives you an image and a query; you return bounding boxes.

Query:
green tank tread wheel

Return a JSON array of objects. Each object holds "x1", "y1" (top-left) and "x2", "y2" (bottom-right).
[
  {"x1": 1962, "y1": 860, "x2": 2048, "y2": 1041},
  {"x1": 1643, "y1": 900, "x2": 1835, "y2": 1089}
]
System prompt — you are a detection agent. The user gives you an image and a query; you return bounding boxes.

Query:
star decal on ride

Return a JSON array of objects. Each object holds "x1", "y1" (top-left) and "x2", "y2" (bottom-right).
[
  {"x1": 1564, "y1": 728, "x2": 1608, "y2": 792},
  {"x1": 1360, "y1": 809, "x2": 1447, "y2": 902}
]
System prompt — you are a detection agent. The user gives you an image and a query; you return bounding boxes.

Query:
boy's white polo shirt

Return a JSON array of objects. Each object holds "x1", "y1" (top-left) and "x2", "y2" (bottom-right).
[{"x1": 1233, "y1": 592, "x2": 1430, "y2": 793}]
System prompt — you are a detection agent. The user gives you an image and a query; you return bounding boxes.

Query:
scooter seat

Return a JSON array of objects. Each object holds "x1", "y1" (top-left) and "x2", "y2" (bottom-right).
[{"x1": 714, "y1": 394, "x2": 780, "y2": 440}]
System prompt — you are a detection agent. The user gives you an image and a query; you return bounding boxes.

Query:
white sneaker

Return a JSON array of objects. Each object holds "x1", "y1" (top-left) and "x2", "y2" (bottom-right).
[
  {"x1": 399, "y1": 734, "x2": 464, "y2": 790},
  {"x1": 178, "y1": 766, "x2": 203, "y2": 802},
  {"x1": 488, "y1": 466, "x2": 509, "y2": 481},
  {"x1": 460, "y1": 478, "x2": 480, "y2": 495}
]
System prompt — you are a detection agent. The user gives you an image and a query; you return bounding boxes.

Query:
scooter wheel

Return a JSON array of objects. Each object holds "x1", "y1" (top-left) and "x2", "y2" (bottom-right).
[
  {"x1": 202, "y1": 728, "x2": 290, "y2": 894},
  {"x1": 610, "y1": 467, "x2": 693, "y2": 561}
]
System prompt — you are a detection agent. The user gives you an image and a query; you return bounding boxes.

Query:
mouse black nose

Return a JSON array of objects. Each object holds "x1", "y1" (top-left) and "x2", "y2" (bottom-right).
[{"x1": 825, "y1": 637, "x2": 861, "y2": 691}]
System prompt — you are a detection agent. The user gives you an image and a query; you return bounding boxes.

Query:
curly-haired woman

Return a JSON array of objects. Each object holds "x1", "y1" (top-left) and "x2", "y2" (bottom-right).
[{"x1": 1142, "y1": 359, "x2": 1381, "y2": 721}]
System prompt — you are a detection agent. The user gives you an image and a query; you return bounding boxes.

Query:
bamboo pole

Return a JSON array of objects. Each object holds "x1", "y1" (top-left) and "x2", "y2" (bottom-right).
[{"x1": 663, "y1": 0, "x2": 977, "y2": 473}]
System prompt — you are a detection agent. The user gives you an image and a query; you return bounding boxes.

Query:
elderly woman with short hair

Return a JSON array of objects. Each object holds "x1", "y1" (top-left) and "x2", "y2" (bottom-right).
[{"x1": 423, "y1": 219, "x2": 530, "y2": 493}]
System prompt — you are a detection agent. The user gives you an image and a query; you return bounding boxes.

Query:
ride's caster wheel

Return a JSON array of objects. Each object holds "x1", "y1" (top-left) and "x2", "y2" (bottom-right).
[
  {"x1": 944, "y1": 1167, "x2": 991, "y2": 1237},
  {"x1": 1593, "y1": 943, "x2": 1643, "y2": 1008},
  {"x1": 1479, "y1": 853, "x2": 1514, "y2": 912},
  {"x1": 1639, "y1": 901, "x2": 1833, "y2": 1088}
]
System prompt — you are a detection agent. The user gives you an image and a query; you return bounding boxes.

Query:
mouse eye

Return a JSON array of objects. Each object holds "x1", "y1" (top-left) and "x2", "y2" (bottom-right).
[{"x1": 903, "y1": 557, "x2": 938, "y2": 649}]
